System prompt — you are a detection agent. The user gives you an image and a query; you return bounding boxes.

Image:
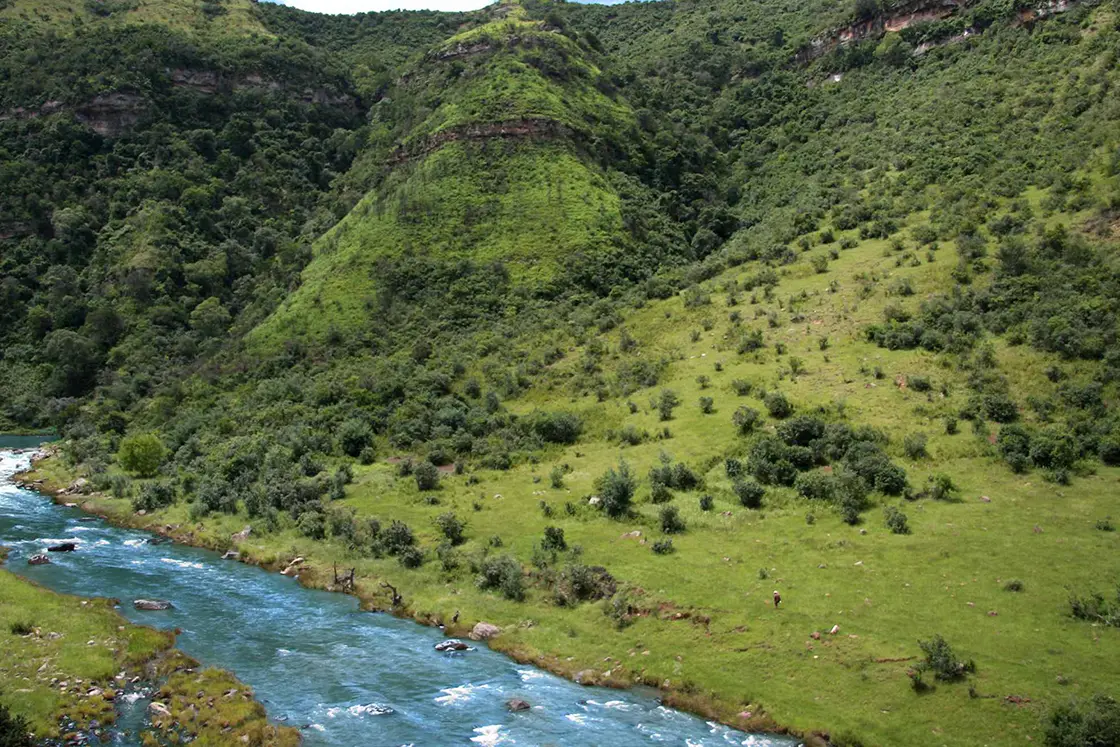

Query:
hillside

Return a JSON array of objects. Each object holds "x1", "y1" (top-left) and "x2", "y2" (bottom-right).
[{"x1": 3, "y1": 0, "x2": 1120, "y2": 744}]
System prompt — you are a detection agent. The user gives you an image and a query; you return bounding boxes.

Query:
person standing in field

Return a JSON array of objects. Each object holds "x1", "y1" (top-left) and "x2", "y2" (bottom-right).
[{"x1": 773, "y1": 590, "x2": 781, "y2": 609}]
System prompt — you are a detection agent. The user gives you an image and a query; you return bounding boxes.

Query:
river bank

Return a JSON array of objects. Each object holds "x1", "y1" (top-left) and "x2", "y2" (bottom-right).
[
  {"x1": 0, "y1": 555, "x2": 297, "y2": 745},
  {"x1": 16, "y1": 447, "x2": 814, "y2": 746}
]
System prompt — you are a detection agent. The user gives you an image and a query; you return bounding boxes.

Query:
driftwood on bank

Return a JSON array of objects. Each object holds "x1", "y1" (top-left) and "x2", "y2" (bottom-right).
[{"x1": 380, "y1": 581, "x2": 402, "y2": 607}]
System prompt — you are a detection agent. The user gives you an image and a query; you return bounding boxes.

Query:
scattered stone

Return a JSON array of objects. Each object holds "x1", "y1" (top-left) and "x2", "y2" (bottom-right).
[
  {"x1": 980, "y1": 495, "x2": 991, "y2": 503},
  {"x1": 434, "y1": 639, "x2": 469, "y2": 652},
  {"x1": 859, "y1": 529, "x2": 867, "y2": 535},
  {"x1": 469, "y1": 622, "x2": 501, "y2": 641},
  {"x1": 506, "y1": 698, "x2": 531, "y2": 712},
  {"x1": 281, "y1": 557, "x2": 304, "y2": 576},
  {"x1": 149, "y1": 702, "x2": 170, "y2": 717},
  {"x1": 620, "y1": 530, "x2": 642, "y2": 540},
  {"x1": 828, "y1": 624, "x2": 840, "y2": 635},
  {"x1": 574, "y1": 669, "x2": 597, "y2": 684},
  {"x1": 133, "y1": 599, "x2": 173, "y2": 611},
  {"x1": 27, "y1": 554, "x2": 51, "y2": 565},
  {"x1": 588, "y1": 496, "x2": 601, "y2": 507},
  {"x1": 811, "y1": 631, "x2": 821, "y2": 640},
  {"x1": 853, "y1": 560, "x2": 863, "y2": 566},
  {"x1": 221, "y1": 550, "x2": 240, "y2": 561},
  {"x1": 231, "y1": 526, "x2": 252, "y2": 543},
  {"x1": 988, "y1": 610, "x2": 999, "y2": 617},
  {"x1": 47, "y1": 542, "x2": 77, "y2": 552},
  {"x1": 1033, "y1": 525, "x2": 1043, "y2": 534}
]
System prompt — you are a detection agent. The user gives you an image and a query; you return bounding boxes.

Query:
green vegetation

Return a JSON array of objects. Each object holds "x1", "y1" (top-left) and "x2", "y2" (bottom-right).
[{"x1": 4, "y1": 0, "x2": 1120, "y2": 744}]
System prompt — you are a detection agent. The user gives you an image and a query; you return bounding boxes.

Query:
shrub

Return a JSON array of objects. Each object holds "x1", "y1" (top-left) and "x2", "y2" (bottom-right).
[
  {"x1": 435, "y1": 512, "x2": 466, "y2": 546},
  {"x1": 777, "y1": 415, "x2": 826, "y2": 447},
  {"x1": 297, "y1": 510, "x2": 326, "y2": 540},
  {"x1": 549, "y1": 464, "x2": 567, "y2": 488},
  {"x1": 725, "y1": 457, "x2": 743, "y2": 478},
  {"x1": 9, "y1": 621, "x2": 33, "y2": 636},
  {"x1": 660, "y1": 505, "x2": 686, "y2": 534},
  {"x1": 795, "y1": 471, "x2": 836, "y2": 501},
  {"x1": 764, "y1": 392, "x2": 794, "y2": 419},
  {"x1": 699, "y1": 396, "x2": 715, "y2": 414},
  {"x1": 1044, "y1": 694, "x2": 1120, "y2": 747},
  {"x1": 382, "y1": 520, "x2": 415, "y2": 555},
  {"x1": 1003, "y1": 579, "x2": 1025, "y2": 592},
  {"x1": 618, "y1": 424, "x2": 647, "y2": 446},
  {"x1": 909, "y1": 375, "x2": 932, "y2": 392},
  {"x1": 1100, "y1": 436, "x2": 1120, "y2": 466},
  {"x1": 0, "y1": 701, "x2": 32, "y2": 747},
  {"x1": 696, "y1": 375, "x2": 710, "y2": 389},
  {"x1": 732, "y1": 406, "x2": 761, "y2": 434},
  {"x1": 944, "y1": 417, "x2": 959, "y2": 435},
  {"x1": 527, "y1": 411, "x2": 583, "y2": 444},
  {"x1": 650, "y1": 482, "x2": 673, "y2": 503},
  {"x1": 131, "y1": 481, "x2": 175, "y2": 513},
  {"x1": 884, "y1": 505, "x2": 910, "y2": 534},
  {"x1": 925, "y1": 473, "x2": 958, "y2": 501},
  {"x1": 699, "y1": 494, "x2": 714, "y2": 511},
  {"x1": 541, "y1": 526, "x2": 567, "y2": 552},
  {"x1": 651, "y1": 539, "x2": 675, "y2": 554},
  {"x1": 477, "y1": 555, "x2": 524, "y2": 600},
  {"x1": 414, "y1": 461, "x2": 440, "y2": 491},
  {"x1": 596, "y1": 461, "x2": 636, "y2": 518},
  {"x1": 398, "y1": 546, "x2": 424, "y2": 568},
  {"x1": 338, "y1": 418, "x2": 372, "y2": 457},
  {"x1": 916, "y1": 635, "x2": 975, "y2": 681},
  {"x1": 1096, "y1": 517, "x2": 1116, "y2": 532},
  {"x1": 731, "y1": 379, "x2": 753, "y2": 396},
  {"x1": 1068, "y1": 588, "x2": 1120, "y2": 627},
  {"x1": 903, "y1": 432, "x2": 928, "y2": 460},
  {"x1": 733, "y1": 478, "x2": 765, "y2": 509},
  {"x1": 117, "y1": 433, "x2": 166, "y2": 477}
]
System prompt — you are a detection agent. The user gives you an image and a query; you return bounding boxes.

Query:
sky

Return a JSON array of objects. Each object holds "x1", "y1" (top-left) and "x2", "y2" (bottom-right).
[
  {"x1": 267, "y1": 0, "x2": 502, "y2": 13},
  {"x1": 265, "y1": 0, "x2": 623, "y2": 15}
]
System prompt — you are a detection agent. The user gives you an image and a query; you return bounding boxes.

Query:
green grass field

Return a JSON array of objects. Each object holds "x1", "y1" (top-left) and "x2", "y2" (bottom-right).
[
  {"x1": 30, "y1": 218, "x2": 1120, "y2": 745},
  {"x1": 0, "y1": 562, "x2": 173, "y2": 737}
]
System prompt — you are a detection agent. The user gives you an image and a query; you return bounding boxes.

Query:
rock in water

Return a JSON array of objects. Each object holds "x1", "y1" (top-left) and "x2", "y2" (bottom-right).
[
  {"x1": 351, "y1": 703, "x2": 394, "y2": 717},
  {"x1": 27, "y1": 554, "x2": 51, "y2": 565},
  {"x1": 221, "y1": 550, "x2": 240, "y2": 561},
  {"x1": 469, "y1": 622, "x2": 501, "y2": 641},
  {"x1": 47, "y1": 542, "x2": 77, "y2": 552},
  {"x1": 506, "y1": 698, "x2": 531, "y2": 712},
  {"x1": 434, "y1": 639, "x2": 469, "y2": 652},
  {"x1": 133, "y1": 599, "x2": 173, "y2": 611}
]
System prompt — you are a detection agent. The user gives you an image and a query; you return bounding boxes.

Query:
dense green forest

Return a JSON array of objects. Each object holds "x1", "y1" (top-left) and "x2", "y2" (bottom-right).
[{"x1": 3, "y1": 0, "x2": 1120, "y2": 743}]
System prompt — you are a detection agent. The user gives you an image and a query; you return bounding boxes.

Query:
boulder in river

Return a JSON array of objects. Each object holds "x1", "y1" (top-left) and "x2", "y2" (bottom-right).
[
  {"x1": 27, "y1": 554, "x2": 51, "y2": 565},
  {"x1": 221, "y1": 550, "x2": 240, "y2": 561},
  {"x1": 434, "y1": 639, "x2": 469, "y2": 652},
  {"x1": 47, "y1": 542, "x2": 77, "y2": 552},
  {"x1": 350, "y1": 703, "x2": 394, "y2": 717},
  {"x1": 133, "y1": 599, "x2": 173, "y2": 611},
  {"x1": 469, "y1": 622, "x2": 501, "y2": 641},
  {"x1": 506, "y1": 698, "x2": 531, "y2": 712}
]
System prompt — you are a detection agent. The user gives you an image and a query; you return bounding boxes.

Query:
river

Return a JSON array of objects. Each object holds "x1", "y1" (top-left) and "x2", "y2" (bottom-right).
[{"x1": 0, "y1": 447, "x2": 797, "y2": 746}]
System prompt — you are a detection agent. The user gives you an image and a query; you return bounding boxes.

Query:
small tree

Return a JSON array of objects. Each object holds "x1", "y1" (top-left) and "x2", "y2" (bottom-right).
[
  {"x1": 764, "y1": 392, "x2": 794, "y2": 419},
  {"x1": 733, "y1": 478, "x2": 765, "y2": 509},
  {"x1": 541, "y1": 526, "x2": 567, "y2": 552},
  {"x1": 657, "y1": 389, "x2": 680, "y2": 421},
  {"x1": 338, "y1": 418, "x2": 372, "y2": 458},
  {"x1": 117, "y1": 433, "x2": 166, "y2": 478},
  {"x1": 414, "y1": 461, "x2": 440, "y2": 491},
  {"x1": 660, "y1": 505, "x2": 686, "y2": 534},
  {"x1": 732, "y1": 406, "x2": 761, "y2": 434},
  {"x1": 0, "y1": 700, "x2": 33, "y2": 747},
  {"x1": 596, "y1": 460, "x2": 636, "y2": 518},
  {"x1": 435, "y1": 512, "x2": 466, "y2": 546}
]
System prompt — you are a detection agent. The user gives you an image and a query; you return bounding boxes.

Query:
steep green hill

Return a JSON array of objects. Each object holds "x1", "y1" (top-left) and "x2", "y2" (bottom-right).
[
  {"x1": 253, "y1": 10, "x2": 644, "y2": 347},
  {"x1": 3, "y1": 0, "x2": 1120, "y2": 744}
]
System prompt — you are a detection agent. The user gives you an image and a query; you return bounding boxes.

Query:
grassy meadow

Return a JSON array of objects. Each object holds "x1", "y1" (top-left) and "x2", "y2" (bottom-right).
[{"x1": 27, "y1": 216, "x2": 1120, "y2": 746}]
